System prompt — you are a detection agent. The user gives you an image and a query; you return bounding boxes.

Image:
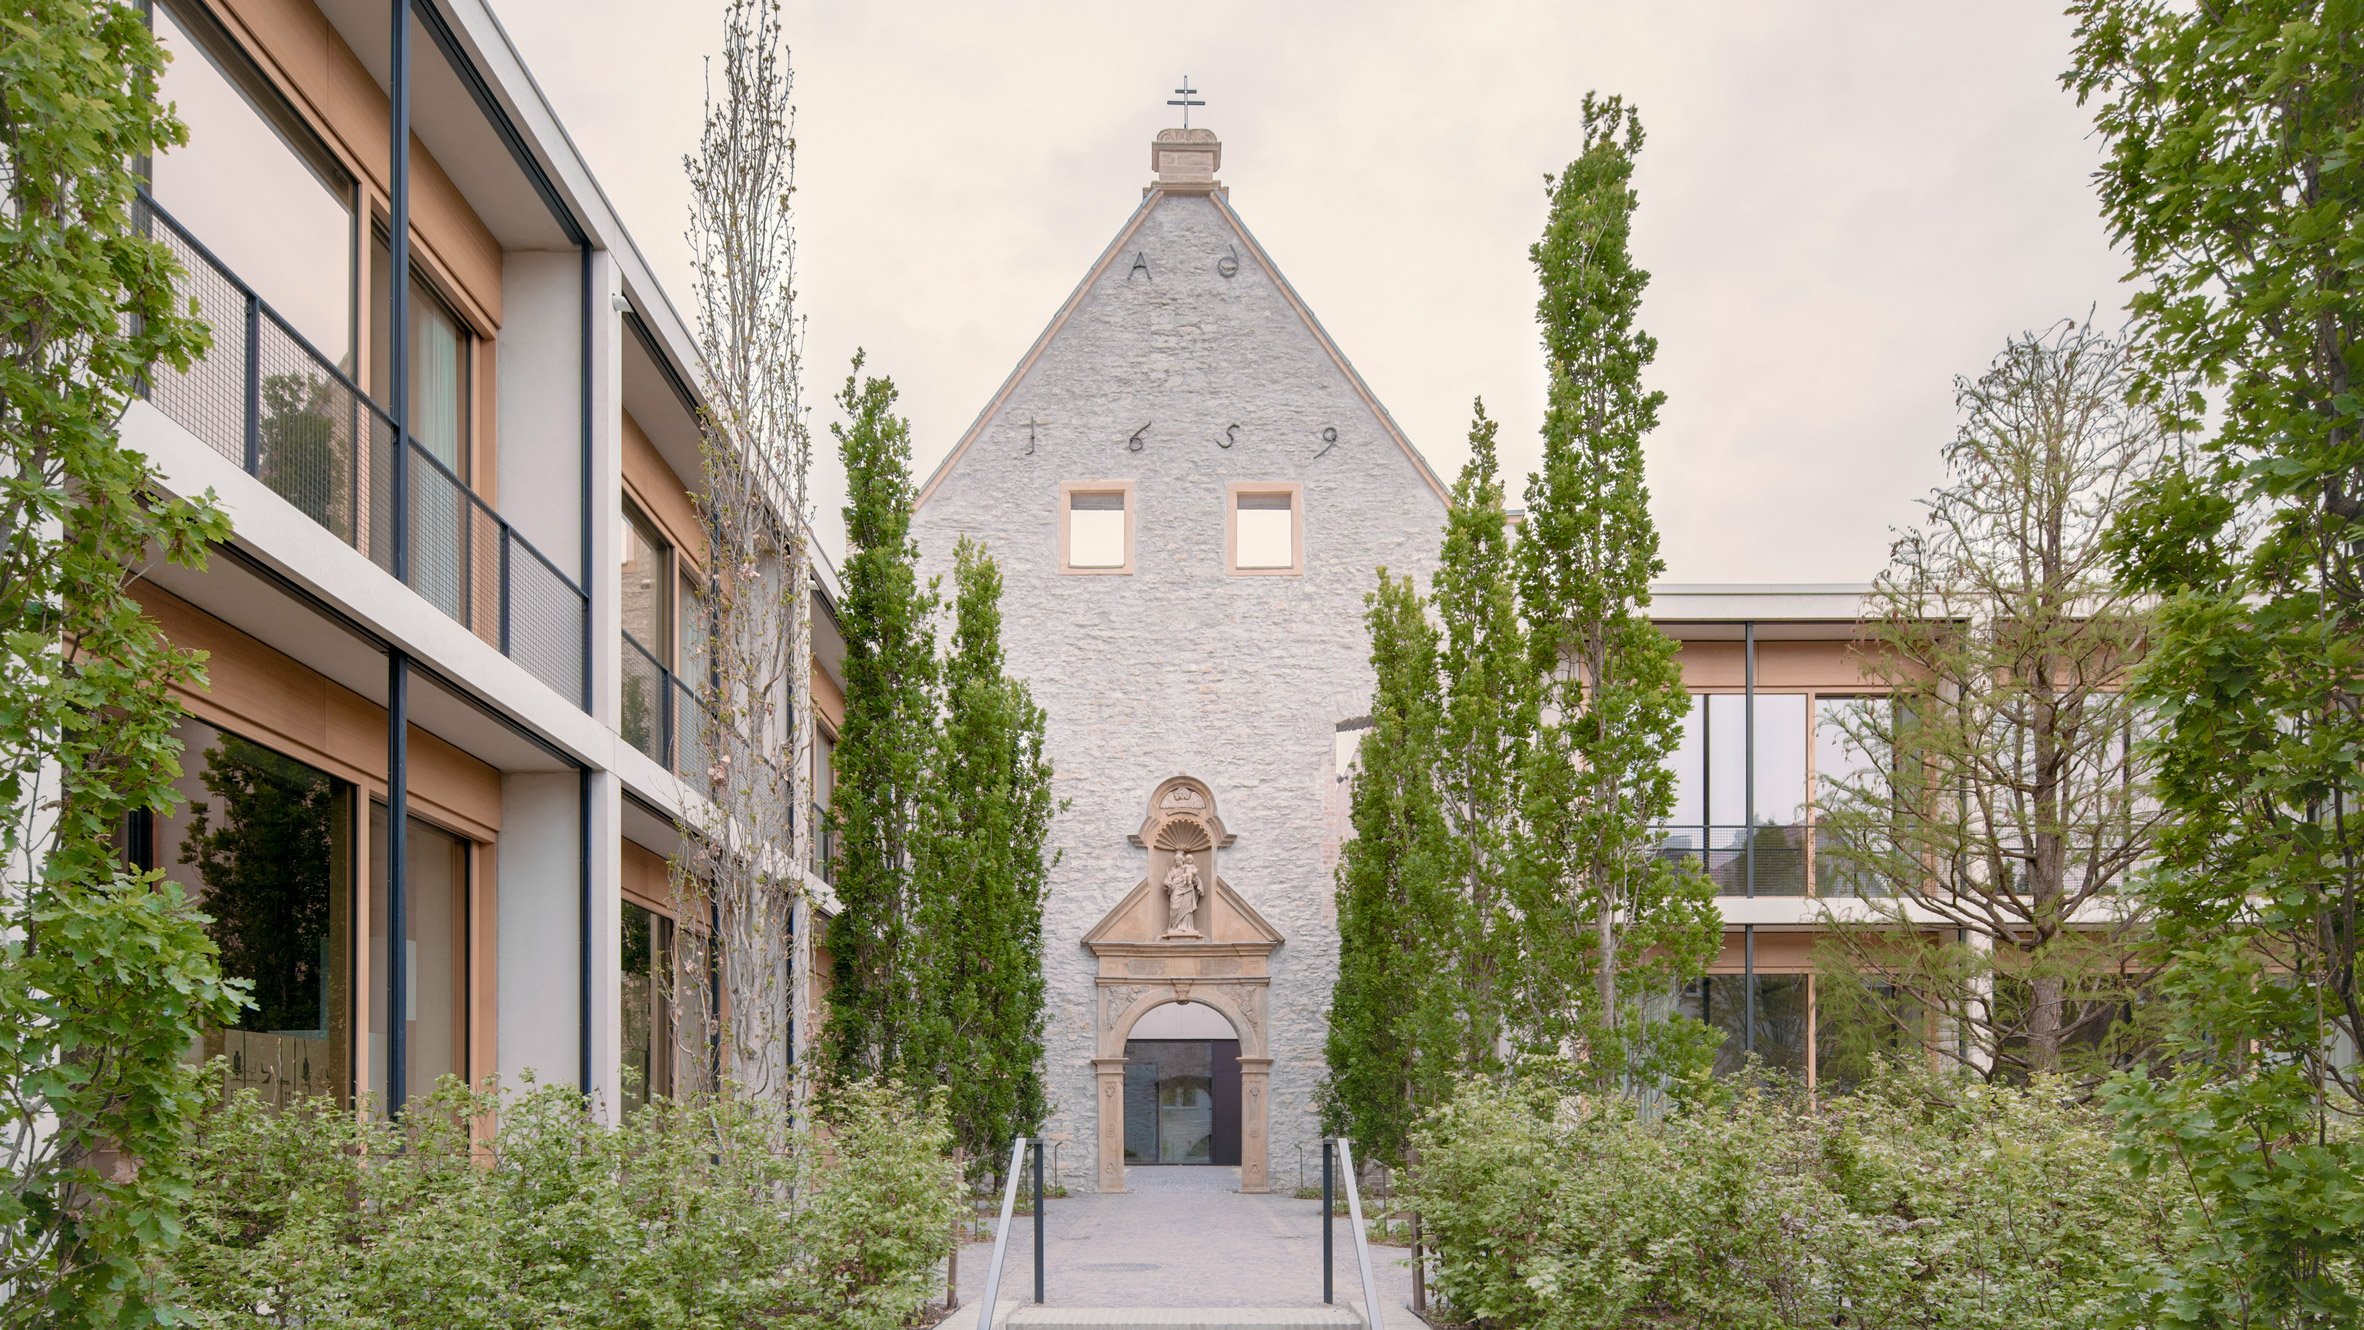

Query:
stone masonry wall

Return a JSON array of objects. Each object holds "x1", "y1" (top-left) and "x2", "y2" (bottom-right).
[{"x1": 913, "y1": 188, "x2": 1446, "y2": 1190}]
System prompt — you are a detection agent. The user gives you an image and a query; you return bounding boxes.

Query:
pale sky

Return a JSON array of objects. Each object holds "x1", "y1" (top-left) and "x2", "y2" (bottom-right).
[{"x1": 492, "y1": 1, "x2": 2127, "y2": 583}]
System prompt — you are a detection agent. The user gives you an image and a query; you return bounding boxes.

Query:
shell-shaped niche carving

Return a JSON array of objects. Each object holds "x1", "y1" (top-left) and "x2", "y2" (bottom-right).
[{"x1": 1153, "y1": 817, "x2": 1212, "y2": 854}]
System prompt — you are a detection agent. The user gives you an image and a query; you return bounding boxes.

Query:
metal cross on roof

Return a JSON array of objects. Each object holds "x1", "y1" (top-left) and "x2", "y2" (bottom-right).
[{"x1": 1167, "y1": 77, "x2": 1203, "y2": 128}]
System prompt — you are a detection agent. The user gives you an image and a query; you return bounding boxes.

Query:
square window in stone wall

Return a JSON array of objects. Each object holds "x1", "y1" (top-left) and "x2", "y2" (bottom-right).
[
  {"x1": 1060, "y1": 482, "x2": 1133, "y2": 573},
  {"x1": 1228, "y1": 483, "x2": 1301, "y2": 575}
]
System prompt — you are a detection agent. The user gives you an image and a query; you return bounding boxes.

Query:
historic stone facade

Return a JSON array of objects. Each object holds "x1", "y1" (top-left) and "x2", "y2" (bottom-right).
[{"x1": 912, "y1": 128, "x2": 1447, "y2": 1190}]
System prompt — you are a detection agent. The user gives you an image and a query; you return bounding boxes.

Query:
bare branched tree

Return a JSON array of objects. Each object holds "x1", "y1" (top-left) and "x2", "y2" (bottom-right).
[
  {"x1": 1817, "y1": 318, "x2": 2169, "y2": 1085},
  {"x1": 669, "y1": 0, "x2": 813, "y2": 1107}
]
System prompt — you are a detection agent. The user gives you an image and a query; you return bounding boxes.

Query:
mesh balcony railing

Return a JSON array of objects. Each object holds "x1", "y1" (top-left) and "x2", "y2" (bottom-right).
[
  {"x1": 621, "y1": 631, "x2": 711, "y2": 784},
  {"x1": 139, "y1": 194, "x2": 587, "y2": 708},
  {"x1": 1655, "y1": 824, "x2": 1809, "y2": 897}
]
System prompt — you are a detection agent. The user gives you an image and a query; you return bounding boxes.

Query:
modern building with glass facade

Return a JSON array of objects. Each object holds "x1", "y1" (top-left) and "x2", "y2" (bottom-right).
[{"x1": 120, "y1": 0, "x2": 839, "y2": 1116}]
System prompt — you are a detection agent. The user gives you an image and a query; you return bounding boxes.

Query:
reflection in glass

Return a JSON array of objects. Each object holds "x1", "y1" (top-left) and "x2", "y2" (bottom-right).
[
  {"x1": 150, "y1": 0, "x2": 355, "y2": 367},
  {"x1": 1121, "y1": 1039, "x2": 1236, "y2": 1165},
  {"x1": 368, "y1": 808, "x2": 467, "y2": 1109},
  {"x1": 369, "y1": 233, "x2": 474, "y2": 619},
  {"x1": 620, "y1": 903, "x2": 673, "y2": 1112},
  {"x1": 1683, "y1": 974, "x2": 1808, "y2": 1079},
  {"x1": 1814, "y1": 696, "x2": 1894, "y2": 897},
  {"x1": 156, "y1": 719, "x2": 352, "y2": 1106}
]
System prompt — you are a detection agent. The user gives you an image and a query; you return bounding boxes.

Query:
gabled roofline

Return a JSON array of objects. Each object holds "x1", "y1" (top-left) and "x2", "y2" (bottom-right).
[
  {"x1": 914, "y1": 192, "x2": 1160, "y2": 508},
  {"x1": 1206, "y1": 192, "x2": 1448, "y2": 504},
  {"x1": 915, "y1": 184, "x2": 1451, "y2": 509}
]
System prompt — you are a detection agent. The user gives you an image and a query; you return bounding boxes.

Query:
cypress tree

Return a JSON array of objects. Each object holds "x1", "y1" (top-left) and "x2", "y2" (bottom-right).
[
  {"x1": 1430, "y1": 401, "x2": 1536, "y2": 1075},
  {"x1": 1322, "y1": 569, "x2": 1449, "y2": 1170},
  {"x1": 821, "y1": 353, "x2": 939, "y2": 1085},
  {"x1": 918, "y1": 537, "x2": 1057, "y2": 1169},
  {"x1": 1514, "y1": 96, "x2": 1720, "y2": 1088}
]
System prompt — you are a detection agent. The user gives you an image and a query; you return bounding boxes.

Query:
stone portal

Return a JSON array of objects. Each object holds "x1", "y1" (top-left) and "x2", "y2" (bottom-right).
[{"x1": 1083, "y1": 777, "x2": 1283, "y2": 1192}]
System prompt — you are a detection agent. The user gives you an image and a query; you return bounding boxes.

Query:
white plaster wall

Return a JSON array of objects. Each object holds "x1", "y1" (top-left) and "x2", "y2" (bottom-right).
[
  {"x1": 914, "y1": 191, "x2": 1447, "y2": 1187},
  {"x1": 497, "y1": 771, "x2": 582, "y2": 1091},
  {"x1": 494, "y1": 251, "x2": 586, "y2": 587}
]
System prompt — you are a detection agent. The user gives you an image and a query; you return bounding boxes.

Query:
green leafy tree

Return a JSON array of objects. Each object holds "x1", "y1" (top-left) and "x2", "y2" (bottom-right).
[
  {"x1": 1513, "y1": 95, "x2": 1719, "y2": 1088},
  {"x1": 1323, "y1": 568, "x2": 1450, "y2": 1170},
  {"x1": 1429, "y1": 401, "x2": 1535, "y2": 1079},
  {"x1": 1815, "y1": 319, "x2": 2167, "y2": 1086},
  {"x1": 2069, "y1": 2, "x2": 2364, "y2": 1323},
  {"x1": 916, "y1": 537, "x2": 1057, "y2": 1171},
  {"x1": 0, "y1": 0, "x2": 246, "y2": 1318},
  {"x1": 821, "y1": 355, "x2": 939, "y2": 1086}
]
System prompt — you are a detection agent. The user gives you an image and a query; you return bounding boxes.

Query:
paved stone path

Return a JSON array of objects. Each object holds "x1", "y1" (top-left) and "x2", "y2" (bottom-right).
[{"x1": 950, "y1": 1165, "x2": 1415, "y2": 1323}]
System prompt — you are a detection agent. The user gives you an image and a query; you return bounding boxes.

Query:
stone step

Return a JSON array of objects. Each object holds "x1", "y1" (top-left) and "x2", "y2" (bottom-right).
[{"x1": 937, "y1": 1305, "x2": 1374, "y2": 1330}]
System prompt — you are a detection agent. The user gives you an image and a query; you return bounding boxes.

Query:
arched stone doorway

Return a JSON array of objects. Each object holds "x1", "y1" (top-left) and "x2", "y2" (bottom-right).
[{"x1": 1084, "y1": 777, "x2": 1282, "y2": 1193}]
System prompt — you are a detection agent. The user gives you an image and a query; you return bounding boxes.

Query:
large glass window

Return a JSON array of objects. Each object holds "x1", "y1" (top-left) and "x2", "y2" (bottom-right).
[
  {"x1": 370, "y1": 235, "x2": 475, "y2": 620},
  {"x1": 620, "y1": 903, "x2": 673, "y2": 1113},
  {"x1": 1661, "y1": 693, "x2": 1808, "y2": 895},
  {"x1": 367, "y1": 807, "x2": 468, "y2": 1110},
  {"x1": 150, "y1": 0, "x2": 355, "y2": 369},
  {"x1": 153, "y1": 718, "x2": 354, "y2": 1106},
  {"x1": 1814, "y1": 696, "x2": 1895, "y2": 897},
  {"x1": 1684, "y1": 973, "x2": 1809, "y2": 1079},
  {"x1": 619, "y1": 502, "x2": 672, "y2": 762}
]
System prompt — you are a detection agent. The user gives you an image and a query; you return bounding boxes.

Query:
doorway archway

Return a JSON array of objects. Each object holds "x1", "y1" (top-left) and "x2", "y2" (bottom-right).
[
  {"x1": 1085, "y1": 777, "x2": 1284, "y2": 1193},
  {"x1": 1120, "y1": 1000, "x2": 1241, "y2": 1166}
]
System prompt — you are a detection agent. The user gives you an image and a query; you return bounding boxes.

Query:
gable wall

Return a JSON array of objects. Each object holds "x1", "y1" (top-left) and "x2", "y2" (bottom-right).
[{"x1": 914, "y1": 189, "x2": 1448, "y2": 1182}]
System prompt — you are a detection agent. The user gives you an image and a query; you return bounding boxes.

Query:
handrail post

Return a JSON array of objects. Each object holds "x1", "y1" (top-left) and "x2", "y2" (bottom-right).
[
  {"x1": 1322, "y1": 1138, "x2": 1335, "y2": 1304},
  {"x1": 1336, "y1": 1138, "x2": 1387, "y2": 1330},
  {"x1": 241, "y1": 293, "x2": 261, "y2": 475},
  {"x1": 1032, "y1": 1138, "x2": 1045, "y2": 1304}
]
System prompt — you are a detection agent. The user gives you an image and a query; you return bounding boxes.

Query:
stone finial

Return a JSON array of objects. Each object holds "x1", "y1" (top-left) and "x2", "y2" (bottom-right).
[{"x1": 1150, "y1": 127, "x2": 1222, "y2": 194}]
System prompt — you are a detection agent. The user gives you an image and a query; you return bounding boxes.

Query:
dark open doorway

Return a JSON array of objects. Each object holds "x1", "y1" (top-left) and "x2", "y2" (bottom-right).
[{"x1": 1121, "y1": 1038, "x2": 1242, "y2": 1165}]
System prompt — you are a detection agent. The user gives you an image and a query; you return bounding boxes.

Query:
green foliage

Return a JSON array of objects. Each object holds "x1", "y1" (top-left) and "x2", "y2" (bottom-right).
[
  {"x1": 168, "y1": 1076, "x2": 961, "y2": 1328},
  {"x1": 822, "y1": 353, "x2": 940, "y2": 1086},
  {"x1": 2070, "y1": 1, "x2": 2364, "y2": 1321},
  {"x1": 0, "y1": 0, "x2": 245, "y2": 1320},
  {"x1": 1408, "y1": 1068, "x2": 2188, "y2": 1330},
  {"x1": 1813, "y1": 320, "x2": 2166, "y2": 1085},
  {"x1": 1514, "y1": 95, "x2": 1718, "y2": 1086},
  {"x1": 1323, "y1": 567, "x2": 1449, "y2": 1169},
  {"x1": 916, "y1": 537, "x2": 1058, "y2": 1171},
  {"x1": 1430, "y1": 403, "x2": 1536, "y2": 1082}
]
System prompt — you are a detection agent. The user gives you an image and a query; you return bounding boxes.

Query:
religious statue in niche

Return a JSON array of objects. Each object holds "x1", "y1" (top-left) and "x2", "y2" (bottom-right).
[{"x1": 1164, "y1": 851, "x2": 1204, "y2": 938}]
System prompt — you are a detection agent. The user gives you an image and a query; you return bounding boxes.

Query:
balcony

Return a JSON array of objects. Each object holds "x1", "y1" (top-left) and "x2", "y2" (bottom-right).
[
  {"x1": 621, "y1": 631, "x2": 709, "y2": 781},
  {"x1": 139, "y1": 194, "x2": 587, "y2": 708}
]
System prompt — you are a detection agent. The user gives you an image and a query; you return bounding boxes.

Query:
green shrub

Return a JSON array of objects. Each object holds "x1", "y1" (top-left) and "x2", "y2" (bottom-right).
[
  {"x1": 1406, "y1": 1068, "x2": 2185, "y2": 1330},
  {"x1": 168, "y1": 1075, "x2": 960, "y2": 1328}
]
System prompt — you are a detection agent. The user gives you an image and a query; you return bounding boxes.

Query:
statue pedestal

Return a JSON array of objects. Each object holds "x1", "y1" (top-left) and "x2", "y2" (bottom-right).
[{"x1": 1160, "y1": 927, "x2": 1204, "y2": 941}]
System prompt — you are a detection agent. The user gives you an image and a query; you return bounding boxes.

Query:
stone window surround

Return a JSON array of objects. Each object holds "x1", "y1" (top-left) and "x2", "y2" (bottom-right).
[
  {"x1": 1058, "y1": 479, "x2": 1135, "y2": 575},
  {"x1": 1226, "y1": 481, "x2": 1302, "y2": 577}
]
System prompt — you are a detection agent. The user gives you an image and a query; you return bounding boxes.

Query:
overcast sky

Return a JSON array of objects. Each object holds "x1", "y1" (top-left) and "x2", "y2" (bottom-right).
[{"x1": 493, "y1": 1, "x2": 2128, "y2": 583}]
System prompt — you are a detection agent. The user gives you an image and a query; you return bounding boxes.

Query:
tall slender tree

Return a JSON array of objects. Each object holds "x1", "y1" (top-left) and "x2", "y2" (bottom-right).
[
  {"x1": 916, "y1": 537, "x2": 1057, "y2": 1170},
  {"x1": 1323, "y1": 569, "x2": 1449, "y2": 1170},
  {"x1": 1514, "y1": 95, "x2": 1719, "y2": 1088},
  {"x1": 675, "y1": 0, "x2": 814, "y2": 1104},
  {"x1": 821, "y1": 356, "x2": 939, "y2": 1086},
  {"x1": 2071, "y1": 2, "x2": 2364, "y2": 1321},
  {"x1": 1429, "y1": 401, "x2": 1535, "y2": 1076}
]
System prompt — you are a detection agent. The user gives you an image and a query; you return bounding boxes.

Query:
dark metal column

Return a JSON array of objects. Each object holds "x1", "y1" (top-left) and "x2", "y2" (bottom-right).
[
  {"x1": 1322, "y1": 1140, "x2": 1335, "y2": 1304},
  {"x1": 1743, "y1": 620, "x2": 1756, "y2": 900},
  {"x1": 386, "y1": 651, "x2": 410, "y2": 1111},
  {"x1": 578, "y1": 768, "x2": 592, "y2": 1094},
  {"x1": 388, "y1": 0, "x2": 412, "y2": 586},
  {"x1": 1031, "y1": 1139, "x2": 1045, "y2": 1304},
  {"x1": 1743, "y1": 924, "x2": 1757, "y2": 1058}
]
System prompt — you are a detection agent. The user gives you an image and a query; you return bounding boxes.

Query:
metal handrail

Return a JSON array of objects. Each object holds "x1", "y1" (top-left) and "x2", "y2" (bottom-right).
[
  {"x1": 976, "y1": 1137, "x2": 1030, "y2": 1329},
  {"x1": 1325, "y1": 1138, "x2": 1386, "y2": 1328}
]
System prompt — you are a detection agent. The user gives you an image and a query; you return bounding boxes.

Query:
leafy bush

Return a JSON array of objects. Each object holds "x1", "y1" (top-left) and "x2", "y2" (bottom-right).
[
  {"x1": 168, "y1": 1076, "x2": 960, "y2": 1328},
  {"x1": 1406, "y1": 1069, "x2": 2185, "y2": 1330}
]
